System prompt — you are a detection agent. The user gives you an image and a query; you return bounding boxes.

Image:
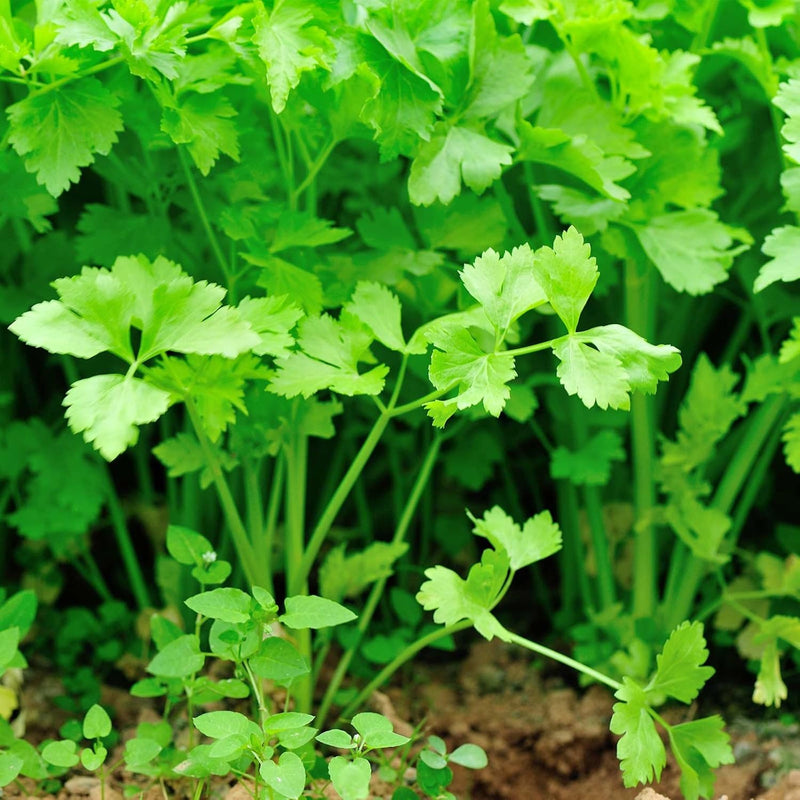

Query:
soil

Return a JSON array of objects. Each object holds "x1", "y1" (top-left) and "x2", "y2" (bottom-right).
[{"x1": 5, "y1": 639, "x2": 800, "y2": 800}]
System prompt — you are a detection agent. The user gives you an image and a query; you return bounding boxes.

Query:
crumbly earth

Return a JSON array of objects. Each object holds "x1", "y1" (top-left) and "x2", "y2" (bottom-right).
[{"x1": 5, "y1": 640, "x2": 800, "y2": 800}]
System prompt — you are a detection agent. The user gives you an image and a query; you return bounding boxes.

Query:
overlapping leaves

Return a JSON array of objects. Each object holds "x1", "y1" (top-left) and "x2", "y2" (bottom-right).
[{"x1": 9, "y1": 255, "x2": 297, "y2": 459}]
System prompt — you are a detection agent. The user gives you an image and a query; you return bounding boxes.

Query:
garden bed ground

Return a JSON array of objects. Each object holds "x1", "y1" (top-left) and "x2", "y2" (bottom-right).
[{"x1": 5, "y1": 639, "x2": 799, "y2": 800}]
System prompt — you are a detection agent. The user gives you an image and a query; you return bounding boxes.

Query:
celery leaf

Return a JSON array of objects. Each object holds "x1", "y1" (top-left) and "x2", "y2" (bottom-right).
[{"x1": 7, "y1": 78, "x2": 123, "y2": 197}]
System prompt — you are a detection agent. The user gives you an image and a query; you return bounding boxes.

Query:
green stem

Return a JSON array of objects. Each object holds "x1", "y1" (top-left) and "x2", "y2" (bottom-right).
[
  {"x1": 290, "y1": 412, "x2": 391, "y2": 595},
  {"x1": 316, "y1": 435, "x2": 442, "y2": 726},
  {"x1": 29, "y1": 56, "x2": 124, "y2": 95},
  {"x1": 74, "y1": 554, "x2": 114, "y2": 603},
  {"x1": 584, "y1": 485, "x2": 616, "y2": 611},
  {"x1": 524, "y1": 162, "x2": 554, "y2": 244},
  {"x1": 291, "y1": 139, "x2": 335, "y2": 202},
  {"x1": 556, "y1": 480, "x2": 594, "y2": 621},
  {"x1": 728, "y1": 412, "x2": 785, "y2": 545},
  {"x1": 177, "y1": 147, "x2": 230, "y2": 283},
  {"x1": 505, "y1": 630, "x2": 622, "y2": 690},
  {"x1": 665, "y1": 395, "x2": 787, "y2": 627},
  {"x1": 269, "y1": 110, "x2": 295, "y2": 206},
  {"x1": 340, "y1": 621, "x2": 472, "y2": 721},
  {"x1": 243, "y1": 459, "x2": 265, "y2": 549},
  {"x1": 690, "y1": 0, "x2": 721, "y2": 50},
  {"x1": 103, "y1": 467, "x2": 151, "y2": 610},
  {"x1": 492, "y1": 177, "x2": 528, "y2": 243},
  {"x1": 284, "y1": 422, "x2": 312, "y2": 713},
  {"x1": 625, "y1": 259, "x2": 657, "y2": 619},
  {"x1": 185, "y1": 400, "x2": 259, "y2": 586},
  {"x1": 260, "y1": 455, "x2": 285, "y2": 597},
  {"x1": 504, "y1": 337, "x2": 563, "y2": 358}
]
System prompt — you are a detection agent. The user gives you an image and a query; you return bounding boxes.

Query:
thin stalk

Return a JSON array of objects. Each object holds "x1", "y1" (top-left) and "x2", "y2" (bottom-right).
[
  {"x1": 284, "y1": 425, "x2": 312, "y2": 713},
  {"x1": 665, "y1": 395, "x2": 787, "y2": 627},
  {"x1": 102, "y1": 467, "x2": 151, "y2": 610},
  {"x1": 74, "y1": 554, "x2": 114, "y2": 602},
  {"x1": 691, "y1": 0, "x2": 721, "y2": 50},
  {"x1": 583, "y1": 486, "x2": 616, "y2": 611},
  {"x1": 133, "y1": 437, "x2": 156, "y2": 507},
  {"x1": 340, "y1": 621, "x2": 472, "y2": 721},
  {"x1": 291, "y1": 139, "x2": 335, "y2": 202},
  {"x1": 260, "y1": 455, "x2": 285, "y2": 597},
  {"x1": 29, "y1": 57, "x2": 124, "y2": 95},
  {"x1": 524, "y1": 161, "x2": 553, "y2": 243},
  {"x1": 556, "y1": 480, "x2": 594, "y2": 622},
  {"x1": 185, "y1": 400, "x2": 260, "y2": 586},
  {"x1": 177, "y1": 147, "x2": 230, "y2": 283},
  {"x1": 290, "y1": 412, "x2": 391, "y2": 595},
  {"x1": 269, "y1": 109, "x2": 294, "y2": 203},
  {"x1": 505, "y1": 630, "x2": 621, "y2": 690},
  {"x1": 316, "y1": 435, "x2": 442, "y2": 726},
  {"x1": 571, "y1": 407, "x2": 616, "y2": 611},
  {"x1": 492, "y1": 177, "x2": 528, "y2": 243},
  {"x1": 728, "y1": 413, "x2": 785, "y2": 544},
  {"x1": 243, "y1": 459, "x2": 265, "y2": 549},
  {"x1": 625, "y1": 259, "x2": 657, "y2": 619}
]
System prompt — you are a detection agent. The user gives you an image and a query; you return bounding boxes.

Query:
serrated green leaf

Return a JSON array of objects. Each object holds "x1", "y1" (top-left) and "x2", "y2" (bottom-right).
[
  {"x1": 752, "y1": 638, "x2": 787, "y2": 707},
  {"x1": 661, "y1": 354, "x2": 744, "y2": 473},
  {"x1": 470, "y1": 506, "x2": 562, "y2": 570},
  {"x1": 635, "y1": 210, "x2": 746, "y2": 295},
  {"x1": 783, "y1": 413, "x2": 800, "y2": 473},
  {"x1": 153, "y1": 433, "x2": 238, "y2": 490},
  {"x1": 246, "y1": 252, "x2": 324, "y2": 315},
  {"x1": 553, "y1": 337, "x2": 630, "y2": 410},
  {"x1": 554, "y1": 326, "x2": 681, "y2": 411},
  {"x1": 610, "y1": 678, "x2": 666, "y2": 787},
  {"x1": 466, "y1": 0, "x2": 535, "y2": 118},
  {"x1": 538, "y1": 185, "x2": 626, "y2": 236},
  {"x1": 270, "y1": 211, "x2": 352, "y2": 253},
  {"x1": 460, "y1": 245, "x2": 547, "y2": 336},
  {"x1": 779, "y1": 318, "x2": 800, "y2": 364},
  {"x1": 252, "y1": 0, "x2": 332, "y2": 113},
  {"x1": 409, "y1": 124, "x2": 513, "y2": 206},
  {"x1": 427, "y1": 327, "x2": 516, "y2": 421},
  {"x1": 7, "y1": 78, "x2": 123, "y2": 197},
  {"x1": 755, "y1": 226, "x2": 800, "y2": 293},
  {"x1": 64, "y1": 374, "x2": 171, "y2": 460},
  {"x1": 416, "y1": 553, "x2": 510, "y2": 642},
  {"x1": 533, "y1": 227, "x2": 597, "y2": 334},
  {"x1": 161, "y1": 93, "x2": 239, "y2": 176},
  {"x1": 518, "y1": 122, "x2": 634, "y2": 201},
  {"x1": 344, "y1": 282, "x2": 409, "y2": 353},
  {"x1": 668, "y1": 717, "x2": 733, "y2": 800},
  {"x1": 551, "y1": 430, "x2": 626, "y2": 486},
  {"x1": 648, "y1": 622, "x2": 714, "y2": 704},
  {"x1": 319, "y1": 542, "x2": 408, "y2": 603},
  {"x1": 360, "y1": 32, "x2": 442, "y2": 159},
  {"x1": 271, "y1": 313, "x2": 388, "y2": 398}
]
